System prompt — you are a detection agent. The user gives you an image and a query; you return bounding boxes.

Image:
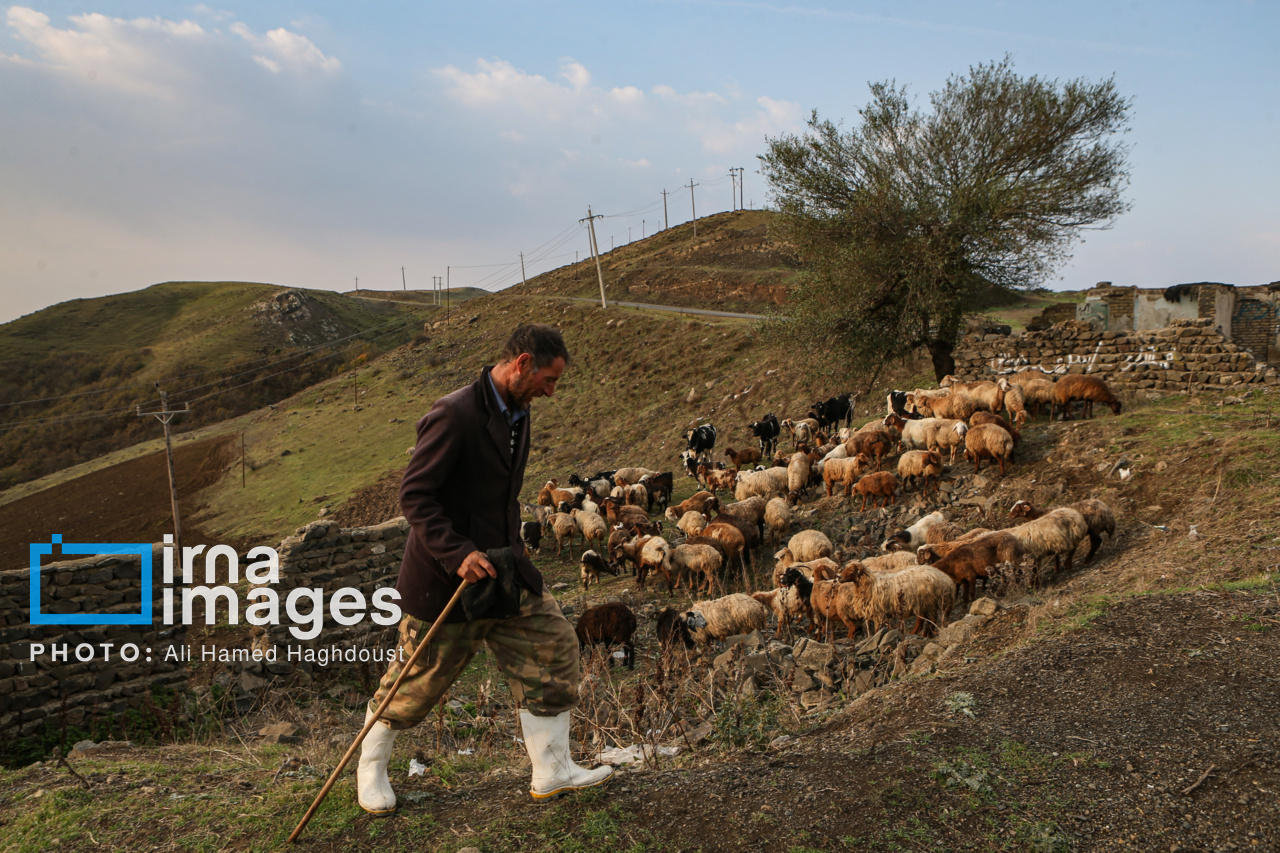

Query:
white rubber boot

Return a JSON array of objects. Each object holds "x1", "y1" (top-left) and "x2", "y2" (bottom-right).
[
  {"x1": 356, "y1": 709, "x2": 398, "y2": 815},
  {"x1": 520, "y1": 709, "x2": 614, "y2": 800}
]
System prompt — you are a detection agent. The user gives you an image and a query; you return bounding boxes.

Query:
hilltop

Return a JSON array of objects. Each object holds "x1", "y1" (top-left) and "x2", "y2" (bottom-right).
[{"x1": 0, "y1": 282, "x2": 426, "y2": 490}]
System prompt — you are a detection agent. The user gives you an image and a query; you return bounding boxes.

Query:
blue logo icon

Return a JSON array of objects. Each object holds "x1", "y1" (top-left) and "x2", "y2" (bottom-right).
[{"x1": 30, "y1": 535, "x2": 153, "y2": 626}]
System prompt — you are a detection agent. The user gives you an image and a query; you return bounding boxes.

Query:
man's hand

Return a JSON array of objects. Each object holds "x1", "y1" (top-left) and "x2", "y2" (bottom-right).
[{"x1": 457, "y1": 550, "x2": 497, "y2": 583}]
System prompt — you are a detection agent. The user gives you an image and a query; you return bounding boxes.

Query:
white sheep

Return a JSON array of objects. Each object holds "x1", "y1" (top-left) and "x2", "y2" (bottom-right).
[
  {"x1": 570, "y1": 508, "x2": 608, "y2": 553},
  {"x1": 787, "y1": 451, "x2": 811, "y2": 497},
  {"x1": 882, "y1": 510, "x2": 947, "y2": 552},
  {"x1": 859, "y1": 550, "x2": 919, "y2": 574},
  {"x1": 787, "y1": 529, "x2": 834, "y2": 563},
  {"x1": 676, "y1": 509, "x2": 707, "y2": 538},
  {"x1": 734, "y1": 467, "x2": 789, "y2": 502},
  {"x1": 686, "y1": 593, "x2": 770, "y2": 644},
  {"x1": 1003, "y1": 506, "x2": 1089, "y2": 577},
  {"x1": 763, "y1": 497, "x2": 791, "y2": 547},
  {"x1": 670, "y1": 543, "x2": 723, "y2": 596}
]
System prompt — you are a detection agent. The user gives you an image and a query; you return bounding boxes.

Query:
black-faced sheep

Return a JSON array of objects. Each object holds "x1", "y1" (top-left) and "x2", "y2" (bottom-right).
[
  {"x1": 575, "y1": 602, "x2": 638, "y2": 669},
  {"x1": 1053, "y1": 374, "x2": 1123, "y2": 420},
  {"x1": 656, "y1": 607, "x2": 703, "y2": 658},
  {"x1": 1009, "y1": 498, "x2": 1116, "y2": 563},
  {"x1": 520, "y1": 520, "x2": 543, "y2": 554},
  {"x1": 835, "y1": 561, "x2": 956, "y2": 638},
  {"x1": 579, "y1": 549, "x2": 618, "y2": 590},
  {"x1": 964, "y1": 423, "x2": 1015, "y2": 475},
  {"x1": 882, "y1": 510, "x2": 946, "y2": 552}
]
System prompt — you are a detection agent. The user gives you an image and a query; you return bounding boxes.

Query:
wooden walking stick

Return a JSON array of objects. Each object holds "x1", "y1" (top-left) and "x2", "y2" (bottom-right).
[{"x1": 289, "y1": 580, "x2": 470, "y2": 843}]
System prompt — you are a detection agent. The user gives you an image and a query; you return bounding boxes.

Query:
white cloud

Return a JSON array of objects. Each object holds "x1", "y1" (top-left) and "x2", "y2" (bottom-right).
[
  {"x1": 231, "y1": 22, "x2": 341, "y2": 74},
  {"x1": 5, "y1": 6, "x2": 207, "y2": 98}
]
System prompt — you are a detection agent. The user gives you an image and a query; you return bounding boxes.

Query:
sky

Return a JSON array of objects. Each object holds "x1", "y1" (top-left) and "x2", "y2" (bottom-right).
[{"x1": 1, "y1": 1, "x2": 1277, "y2": 324}]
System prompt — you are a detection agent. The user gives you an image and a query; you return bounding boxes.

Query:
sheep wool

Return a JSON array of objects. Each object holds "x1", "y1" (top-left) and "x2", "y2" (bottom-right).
[{"x1": 688, "y1": 593, "x2": 770, "y2": 644}]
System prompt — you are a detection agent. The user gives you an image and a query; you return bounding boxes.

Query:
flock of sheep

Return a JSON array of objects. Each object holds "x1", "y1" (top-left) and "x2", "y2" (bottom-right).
[{"x1": 525, "y1": 368, "x2": 1123, "y2": 666}]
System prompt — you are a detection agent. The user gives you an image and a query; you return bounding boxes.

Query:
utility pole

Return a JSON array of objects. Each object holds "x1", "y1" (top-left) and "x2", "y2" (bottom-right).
[
  {"x1": 446, "y1": 266, "x2": 451, "y2": 318},
  {"x1": 687, "y1": 180, "x2": 699, "y2": 238},
  {"x1": 355, "y1": 276, "x2": 359, "y2": 292},
  {"x1": 519, "y1": 252, "x2": 527, "y2": 286},
  {"x1": 138, "y1": 385, "x2": 187, "y2": 563},
  {"x1": 737, "y1": 167, "x2": 746, "y2": 212},
  {"x1": 401, "y1": 266, "x2": 406, "y2": 292},
  {"x1": 642, "y1": 219, "x2": 646, "y2": 239},
  {"x1": 580, "y1": 207, "x2": 607, "y2": 309},
  {"x1": 661, "y1": 189, "x2": 669, "y2": 230},
  {"x1": 729, "y1": 168, "x2": 738, "y2": 211}
]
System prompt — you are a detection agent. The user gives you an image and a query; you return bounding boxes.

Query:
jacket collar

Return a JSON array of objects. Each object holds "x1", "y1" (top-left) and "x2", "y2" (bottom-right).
[{"x1": 478, "y1": 366, "x2": 521, "y2": 471}]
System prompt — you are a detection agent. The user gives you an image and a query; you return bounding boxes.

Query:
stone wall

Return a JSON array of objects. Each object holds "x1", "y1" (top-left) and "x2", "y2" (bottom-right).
[
  {"x1": 1, "y1": 549, "x2": 187, "y2": 739},
  {"x1": 953, "y1": 318, "x2": 1280, "y2": 393},
  {"x1": 266, "y1": 517, "x2": 407, "y2": 651}
]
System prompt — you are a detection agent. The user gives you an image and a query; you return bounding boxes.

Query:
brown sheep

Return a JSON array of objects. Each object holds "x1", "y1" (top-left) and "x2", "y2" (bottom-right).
[
  {"x1": 697, "y1": 464, "x2": 738, "y2": 497},
  {"x1": 964, "y1": 423, "x2": 1015, "y2": 475},
  {"x1": 1053, "y1": 374, "x2": 1122, "y2": 419},
  {"x1": 664, "y1": 490, "x2": 715, "y2": 521},
  {"x1": 575, "y1": 602, "x2": 638, "y2": 668},
  {"x1": 843, "y1": 429, "x2": 893, "y2": 471},
  {"x1": 852, "y1": 471, "x2": 898, "y2": 512},
  {"x1": 723, "y1": 447, "x2": 762, "y2": 470},
  {"x1": 969, "y1": 411, "x2": 1021, "y2": 445},
  {"x1": 897, "y1": 450, "x2": 945, "y2": 497},
  {"x1": 928, "y1": 531, "x2": 1024, "y2": 604},
  {"x1": 1013, "y1": 376, "x2": 1057, "y2": 419}
]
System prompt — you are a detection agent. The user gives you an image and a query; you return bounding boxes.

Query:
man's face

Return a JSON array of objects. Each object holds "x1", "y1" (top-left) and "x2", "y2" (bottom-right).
[{"x1": 509, "y1": 355, "x2": 566, "y2": 409}]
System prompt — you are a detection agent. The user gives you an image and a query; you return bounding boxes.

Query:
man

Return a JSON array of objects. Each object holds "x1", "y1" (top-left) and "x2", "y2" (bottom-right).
[{"x1": 357, "y1": 323, "x2": 612, "y2": 815}]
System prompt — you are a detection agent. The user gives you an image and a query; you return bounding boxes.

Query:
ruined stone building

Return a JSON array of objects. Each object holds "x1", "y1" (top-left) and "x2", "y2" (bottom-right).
[{"x1": 1077, "y1": 281, "x2": 1280, "y2": 365}]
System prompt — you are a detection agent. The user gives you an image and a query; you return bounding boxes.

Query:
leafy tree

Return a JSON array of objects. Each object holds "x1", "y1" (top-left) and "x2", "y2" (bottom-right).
[{"x1": 760, "y1": 57, "x2": 1131, "y2": 382}]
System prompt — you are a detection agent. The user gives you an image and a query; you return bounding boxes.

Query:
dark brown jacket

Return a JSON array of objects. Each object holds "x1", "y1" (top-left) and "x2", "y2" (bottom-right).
[{"x1": 395, "y1": 367, "x2": 541, "y2": 622}]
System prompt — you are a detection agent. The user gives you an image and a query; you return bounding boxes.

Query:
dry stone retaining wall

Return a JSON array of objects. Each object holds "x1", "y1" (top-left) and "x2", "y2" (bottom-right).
[
  {"x1": 1, "y1": 549, "x2": 187, "y2": 739},
  {"x1": 954, "y1": 318, "x2": 1280, "y2": 393}
]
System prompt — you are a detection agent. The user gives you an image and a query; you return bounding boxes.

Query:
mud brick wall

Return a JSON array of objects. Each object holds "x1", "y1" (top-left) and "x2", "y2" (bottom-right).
[
  {"x1": 1, "y1": 550, "x2": 188, "y2": 739},
  {"x1": 266, "y1": 517, "x2": 407, "y2": 651},
  {"x1": 953, "y1": 318, "x2": 1280, "y2": 393}
]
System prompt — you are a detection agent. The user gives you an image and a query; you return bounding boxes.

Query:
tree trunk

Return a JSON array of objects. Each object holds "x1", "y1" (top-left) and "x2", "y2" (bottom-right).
[
  {"x1": 926, "y1": 337, "x2": 956, "y2": 382},
  {"x1": 927, "y1": 312, "x2": 962, "y2": 381}
]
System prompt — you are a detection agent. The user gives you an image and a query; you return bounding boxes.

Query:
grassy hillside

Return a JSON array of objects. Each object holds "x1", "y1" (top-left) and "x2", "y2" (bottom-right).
[
  {"x1": 0, "y1": 282, "x2": 428, "y2": 489},
  {"x1": 508, "y1": 209, "x2": 800, "y2": 314}
]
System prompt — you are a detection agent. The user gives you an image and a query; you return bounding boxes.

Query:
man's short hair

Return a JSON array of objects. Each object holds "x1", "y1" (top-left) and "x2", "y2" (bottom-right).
[{"x1": 499, "y1": 324, "x2": 570, "y2": 370}]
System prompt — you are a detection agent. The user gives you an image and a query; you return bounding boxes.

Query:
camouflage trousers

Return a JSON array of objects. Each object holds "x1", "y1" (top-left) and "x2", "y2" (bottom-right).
[{"x1": 369, "y1": 587, "x2": 579, "y2": 729}]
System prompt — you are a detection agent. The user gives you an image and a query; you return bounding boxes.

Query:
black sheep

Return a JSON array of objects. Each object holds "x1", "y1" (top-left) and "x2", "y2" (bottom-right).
[{"x1": 575, "y1": 602, "x2": 638, "y2": 669}]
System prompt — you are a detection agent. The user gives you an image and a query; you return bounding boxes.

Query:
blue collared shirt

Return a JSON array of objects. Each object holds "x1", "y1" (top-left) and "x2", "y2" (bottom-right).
[{"x1": 488, "y1": 372, "x2": 529, "y2": 428}]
